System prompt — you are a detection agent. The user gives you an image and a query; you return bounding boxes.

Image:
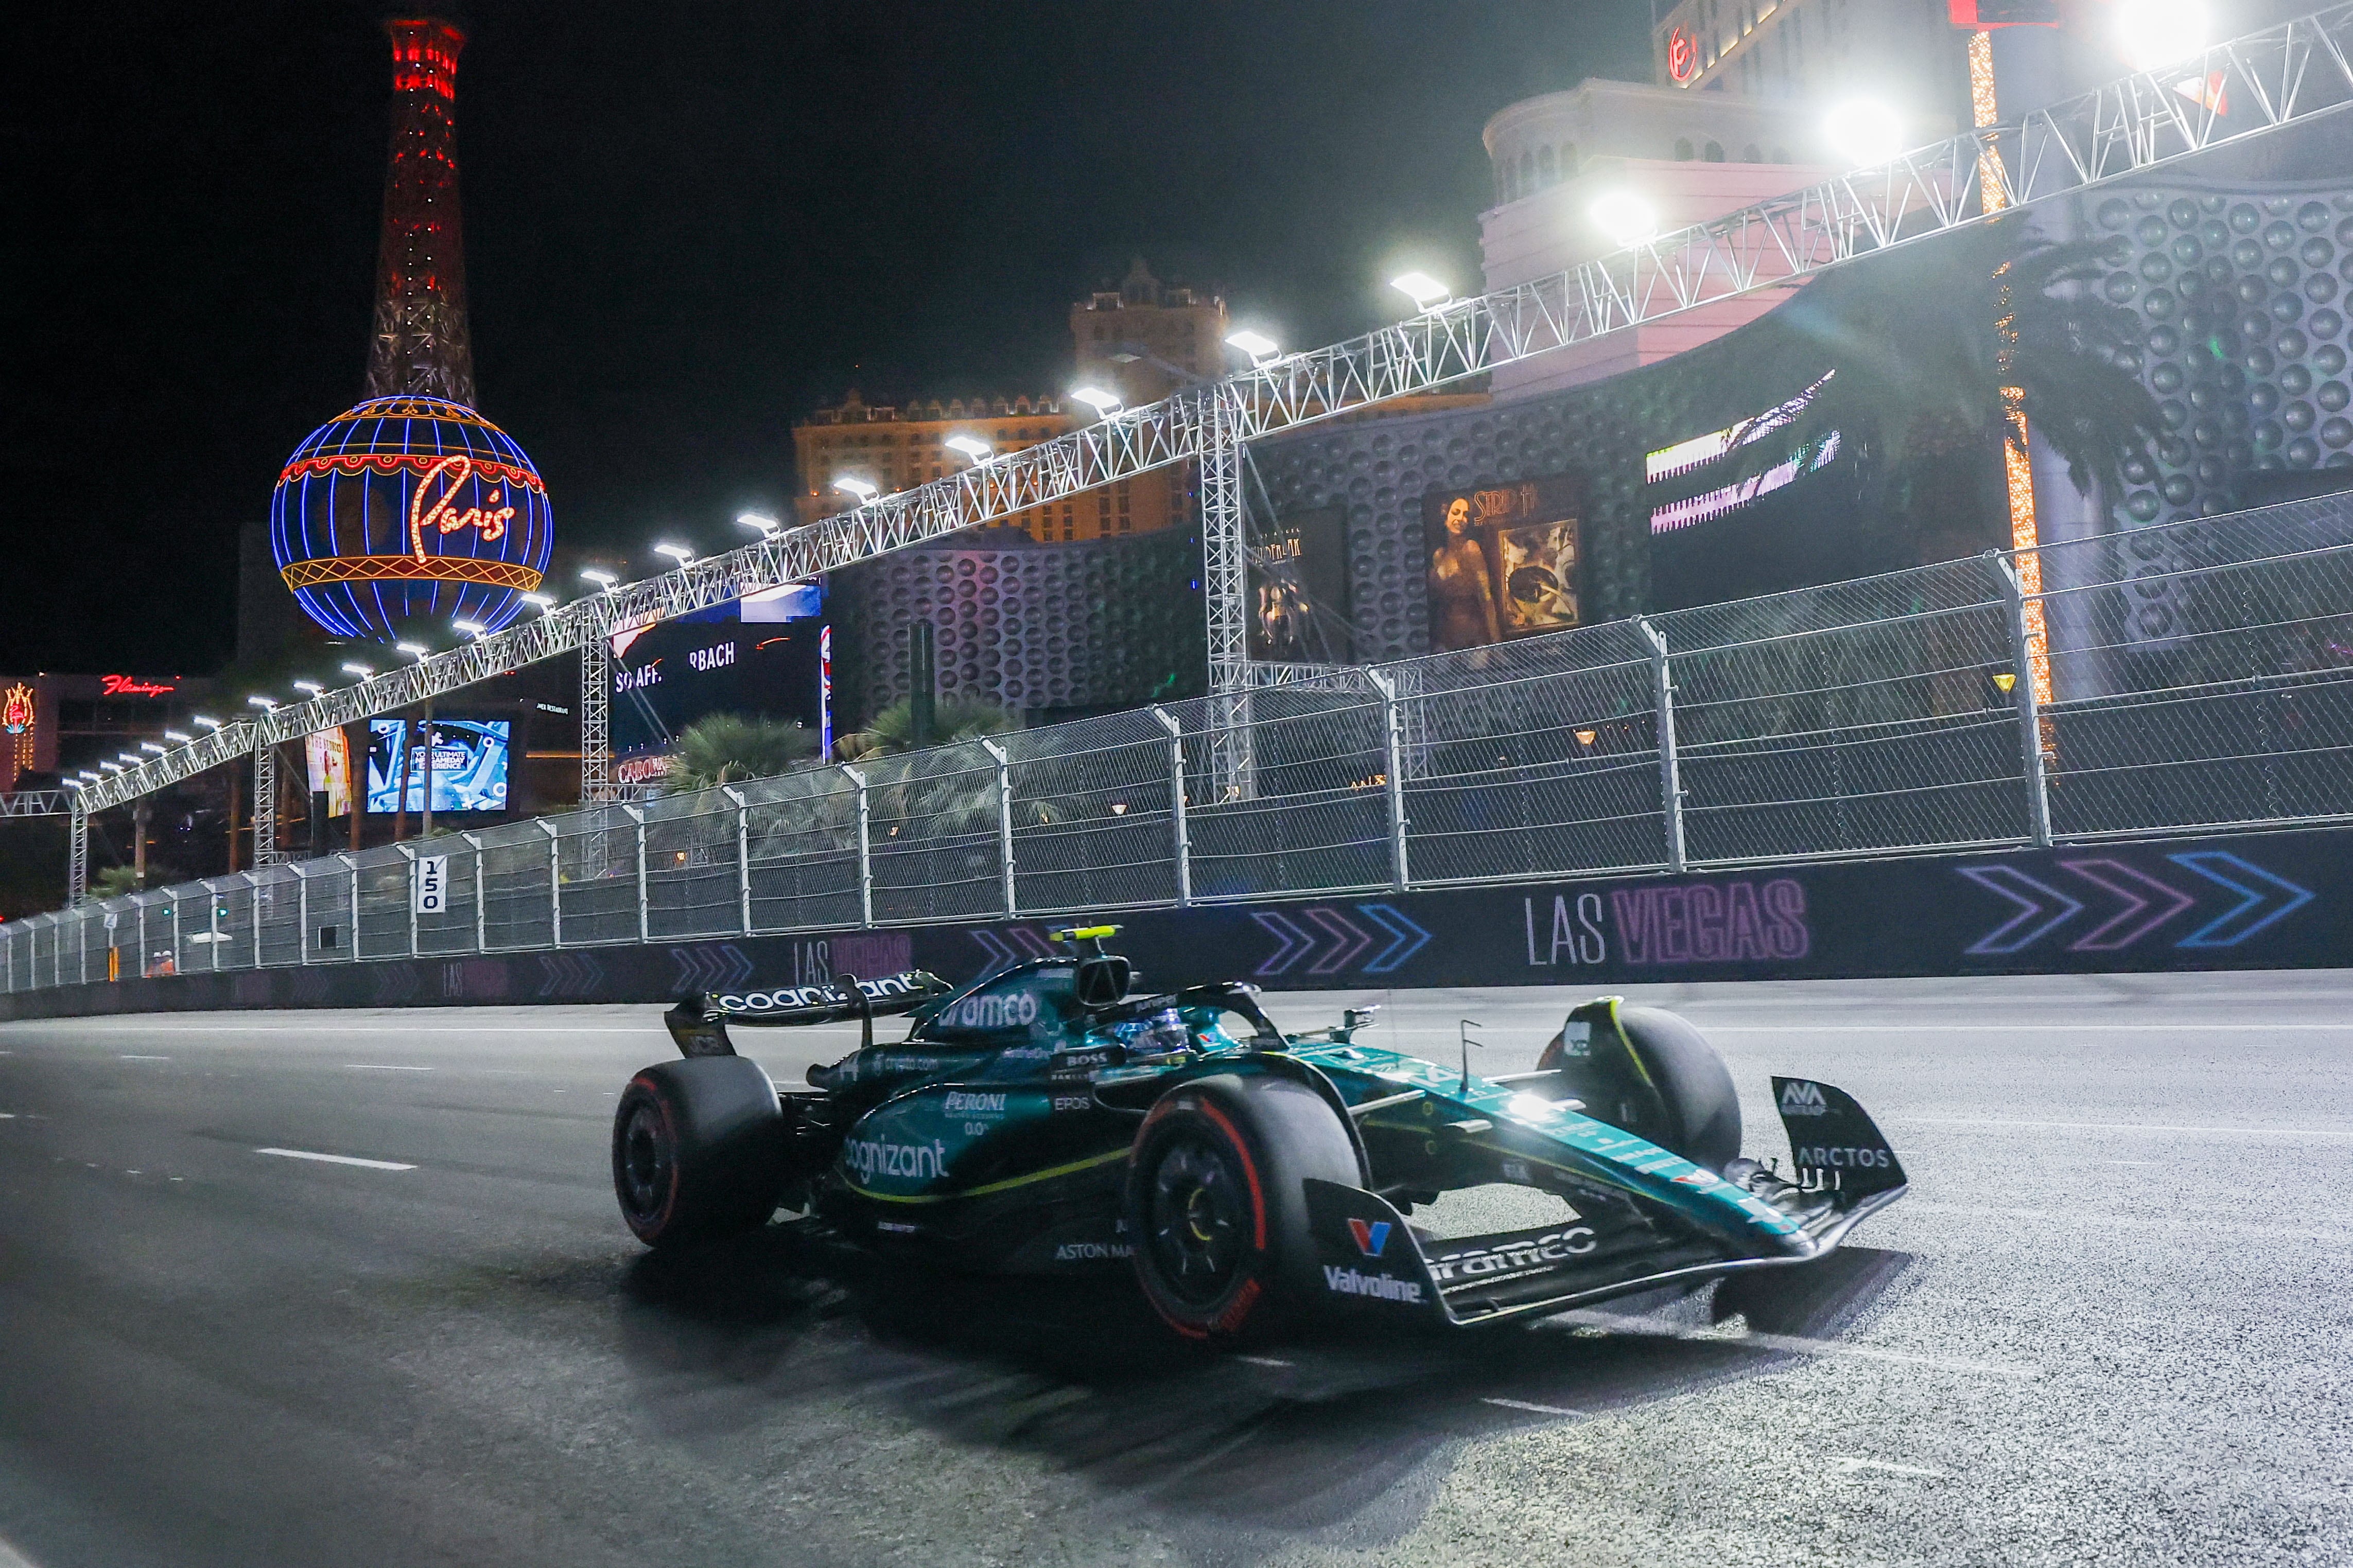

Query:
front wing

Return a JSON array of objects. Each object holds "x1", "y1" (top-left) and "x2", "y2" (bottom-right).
[{"x1": 1303, "y1": 1077, "x2": 1907, "y2": 1328}]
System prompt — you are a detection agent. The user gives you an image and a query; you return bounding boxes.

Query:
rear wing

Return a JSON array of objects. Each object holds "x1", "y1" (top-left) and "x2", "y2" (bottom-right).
[{"x1": 664, "y1": 970, "x2": 953, "y2": 1057}]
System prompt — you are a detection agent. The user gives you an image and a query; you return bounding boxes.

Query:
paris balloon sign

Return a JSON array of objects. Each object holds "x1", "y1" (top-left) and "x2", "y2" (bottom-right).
[{"x1": 270, "y1": 394, "x2": 553, "y2": 643}]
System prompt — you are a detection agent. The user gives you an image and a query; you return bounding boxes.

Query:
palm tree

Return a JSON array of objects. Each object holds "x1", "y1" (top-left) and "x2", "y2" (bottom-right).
[
  {"x1": 660, "y1": 713, "x2": 821, "y2": 794},
  {"x1": 835, "y1": 696, "x2": 1018, "y2": 762},
  {"x1": 1700, "y1": 214, "x2": 2159, "y2": 509}
]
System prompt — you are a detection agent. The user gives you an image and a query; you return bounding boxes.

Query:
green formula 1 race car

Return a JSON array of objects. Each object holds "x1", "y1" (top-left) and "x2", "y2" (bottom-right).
[{"x1": 611, "y1": 926, "x2": 1907, "y2": 1342}]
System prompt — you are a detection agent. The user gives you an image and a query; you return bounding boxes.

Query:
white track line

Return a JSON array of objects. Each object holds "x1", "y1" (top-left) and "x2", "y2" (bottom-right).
[
  {"x1": 1707, "y1": 1023, "x2": 2353, "y2": 1032},
  {"x1": 348, "y1": 1064, "x2": 433, "y2": 1071},
  {"x1": 1899, "y1": 1115, "x2": 2353, "y2": 1139},
  {"x1": 1832, "y1": 1456, "x2": 1947, "y2": 1478},
  {"x1": 254, "y1": 1148, "x2": 415, "y2": 1171},
  {"x1": 1483, "y1": 1396, "x2": 1583, "y2": 1416},
  {"x1": 1233, "y1": 1355, "x2": 1293, "y2": 1368},
  {"x1": 117, "y1": 1054, "x2": 171, "y2": 1061}
]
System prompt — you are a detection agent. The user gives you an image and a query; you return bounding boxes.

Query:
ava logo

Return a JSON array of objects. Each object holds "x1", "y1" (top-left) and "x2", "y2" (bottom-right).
[
  {"x1": 1780, "y1": 1080, "x2": 1829, "y2": 1117},
  {"x1": 1347, "y1": 1218, "x2": 1392, "y2": 1257}
]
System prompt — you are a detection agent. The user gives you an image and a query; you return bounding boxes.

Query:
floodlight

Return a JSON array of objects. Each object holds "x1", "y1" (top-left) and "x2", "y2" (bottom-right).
[
  {"x1": 163, "y1": 730, "x2": 190, "y2": 743},
  {"x1": 580, "y1": 567, "x2": 619, "y2": 588},
  {"x1": 292, "y1": 680, "x2": 324, "y2": 695},
  {"x1": 451, "y1": 619, "x2": 486, "y2": 638},
  {"x1": 193, "y1": 715, "x2": 222, "y2": 730},
  {"x1": 1389, "y1": 272, "x2": 1451, "y2": 310},
  {"x1": 652, "y1": 542, "x2": 695, "y2": 566},
  {"x1": 944, "y1": 435, "x2": 992, "y2": 463},
  {"x1": 140, "y1": 742, "x2": 166, "y2": 754},
  {"x1": 1823, "y1": 98, "x2": 1904, "y2": 166},
  {"x1": 246, "y1": 695, "x2": 277, "y2": 710},
  {"x1": 1069, "y1": 385, "x2": 1123, "y2": 416},
  {"x1": 2118, "y1": 0, "x2": 2208, "y2": 69},
  {"x1": 63, "y1": 778, "x2": 84, "y2": 789},
  {"x1": 834, "y1": 477, "x2": 879, "y2": 501},
  {"x1": 736, "y1": 512, "x2": 781, "y2": 535},
  {"x1": 100, "y1": 761, "x2": 124, "y2": 773},
  {"x1": 118, "y1": 752, "x2": 141, "y2": 764},
  {"x1": 1225, "y1": 329, "x2": 1280, "y2": 362},
  {"x1": 1589, "y1": 190, "x2": 1660, "y2": 247},
  {"x1": 396, "y1": 642, "x2": 430, "y2": 659},
  {"x1": 520, "y1": 592, "x2": 556, "y2": 609},
  {"x1": 341, "y1": 663, "x2": 375, "y2": 678}
]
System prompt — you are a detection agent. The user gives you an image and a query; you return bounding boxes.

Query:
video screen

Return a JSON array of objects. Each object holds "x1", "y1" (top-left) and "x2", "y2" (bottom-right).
[
  {"x1": 365, "y1": 718, "x2": 510, "y2": 813},
  {"x1": 1248, "y1": 504, "x2": 1352, "y2": 662},
  {"x1": 304, "y1": 728, "x2": 353, "y2": 818},
  {"x1": 1422, "y1": 474, "x2": 1582, "y2": 653}
]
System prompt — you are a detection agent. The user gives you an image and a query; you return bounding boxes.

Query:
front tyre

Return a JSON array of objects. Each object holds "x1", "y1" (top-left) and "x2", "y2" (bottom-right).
[
  {"x1": 1123, "y1": 1073, "x2": 1360, "y2": 1344},
  {"x1": 612, "y1": 1056, "x2": 784, "y2": 1247}
]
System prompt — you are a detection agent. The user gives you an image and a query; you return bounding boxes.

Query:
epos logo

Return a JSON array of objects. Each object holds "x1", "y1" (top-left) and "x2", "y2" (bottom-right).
[{"x1": 1347, "y1": 1217, "x2": 1392, "y2": 1257}]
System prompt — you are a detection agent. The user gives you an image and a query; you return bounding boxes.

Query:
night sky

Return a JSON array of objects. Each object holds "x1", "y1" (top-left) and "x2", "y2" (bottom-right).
[{"x1": 8, "y1": 2, "x2": 1649, "y2": 674}]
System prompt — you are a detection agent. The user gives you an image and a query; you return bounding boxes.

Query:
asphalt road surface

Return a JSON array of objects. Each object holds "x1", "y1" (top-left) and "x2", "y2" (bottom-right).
[{"x1": 2, "y1": 971, "x2": 2349, "y2": 1568}]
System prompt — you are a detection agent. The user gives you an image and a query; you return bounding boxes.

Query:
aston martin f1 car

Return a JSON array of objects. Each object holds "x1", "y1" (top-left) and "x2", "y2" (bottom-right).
[{"x1": 612, "y1": 927, "x2": 1907, "y2": 1341}]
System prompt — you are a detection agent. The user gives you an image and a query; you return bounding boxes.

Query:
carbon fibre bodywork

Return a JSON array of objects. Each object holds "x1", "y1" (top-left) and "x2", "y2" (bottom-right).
[{"x1": 658, "y1": 955, "x2": 1908, "y2": 1328}]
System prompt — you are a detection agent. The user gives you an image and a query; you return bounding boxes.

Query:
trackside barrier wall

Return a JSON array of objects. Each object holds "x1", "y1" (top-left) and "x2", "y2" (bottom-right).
[{"x1": 8, "y1": 497, "x2": 2352, "y2": 997}]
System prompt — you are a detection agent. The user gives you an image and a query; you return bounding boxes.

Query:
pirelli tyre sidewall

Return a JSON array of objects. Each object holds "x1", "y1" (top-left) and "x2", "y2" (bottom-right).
[
  {"x1": 1123, "y1": 1073, "x2": 1359, "y2": 1344},
  {"x1": 612, "y1": 1056, "x2": 785, "y2": 1247}
]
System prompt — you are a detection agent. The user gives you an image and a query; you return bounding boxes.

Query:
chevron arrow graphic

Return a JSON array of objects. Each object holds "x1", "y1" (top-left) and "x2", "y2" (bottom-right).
[
  {"x1": 968, "y1": 929, "x2": 1021, "y2": 978},
  {"x1": 1251, "y1": 911, "x2": 1314, "y2": 976},
  {"x1": 1356, "y1": 904, "x2": 1434, "y2": 974},
  {"x1": 2060, "y1": 859, "x2": 2196, "y2": 951},
  {"x1": 2169, "y1": 852, "x2": 2317, "y2": 948},
  {"x1": 372, "y1": 964, "x2": 419, "y2": 1005},
  {"x1": 1304, "y1": 907, "x2": 1376, "y2": 975},
  {"x1": 1958, "y1": 866, "x2": 2085, "y2": 955}
]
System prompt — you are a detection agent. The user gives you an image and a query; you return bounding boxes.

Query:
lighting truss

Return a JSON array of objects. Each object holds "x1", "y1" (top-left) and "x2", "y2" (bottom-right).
[
  {"x1": 73, "y1": 0, "x2": 2353, "y2": 818},
  {"x1": 0, "y1": 791, "x2": 71, "y2": 818}
]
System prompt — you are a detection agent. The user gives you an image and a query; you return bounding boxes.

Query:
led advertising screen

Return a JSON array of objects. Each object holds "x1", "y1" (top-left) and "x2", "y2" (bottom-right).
[
  {"x1": 304, "y1": 728, "x2": 354, "y2": 818},
  {"x1": 365, "y1": 718, "x2": 510, "y2": 814},
  {"x1": 611, "y1": 617, "x2": 826, "y2": 762},
  {"x1": 1422, "y1": 474, "x2": 1582, "y2": 652},
  {"x1": 1248, "y1": 504, "x2": 1352, "y2": 662}
]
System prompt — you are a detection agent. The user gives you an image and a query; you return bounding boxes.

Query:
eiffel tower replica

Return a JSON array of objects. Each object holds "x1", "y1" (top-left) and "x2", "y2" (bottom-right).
[{"x1": 364, "y1": 15, "x2": 476, "y2": 403}]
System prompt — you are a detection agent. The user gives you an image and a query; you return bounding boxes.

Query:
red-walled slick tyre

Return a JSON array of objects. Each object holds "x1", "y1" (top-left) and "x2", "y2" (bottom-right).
[
  {"x1": 1123, "y1": 1073, "x2": 1359, "y2": 1344},
  {"x1": 612, "y1": 1056, "x2": 783, "y2": 1247}
]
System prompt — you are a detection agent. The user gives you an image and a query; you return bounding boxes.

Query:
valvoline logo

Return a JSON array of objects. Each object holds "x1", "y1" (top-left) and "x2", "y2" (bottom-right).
[{"x1": 1347, "y1": 1217, "x2": 1391, "y2": 1257}]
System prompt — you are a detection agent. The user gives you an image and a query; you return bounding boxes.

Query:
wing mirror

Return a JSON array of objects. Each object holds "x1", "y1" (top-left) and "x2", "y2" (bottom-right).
[{"x1": 1074, "y1": 955, "x2": 1131, "y2": 1008}]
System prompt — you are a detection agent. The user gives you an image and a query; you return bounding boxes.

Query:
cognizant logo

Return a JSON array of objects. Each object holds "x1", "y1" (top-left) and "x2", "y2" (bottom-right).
[{"x1": 844, "y1": 1137, "x2": 949, "y2": 1182}]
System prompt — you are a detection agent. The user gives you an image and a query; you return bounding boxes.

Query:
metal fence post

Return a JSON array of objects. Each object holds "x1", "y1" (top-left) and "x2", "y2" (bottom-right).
[
  {"x1": 462, "y1": 832, "x2": 485, "y2": 952},
  {"x1": 78, "y1": 911, "x2": 89, "y2": 986},
  {"x1": 1636, "y1": 619, "x2": 1688, "y2": 874},
  {"x1": 208, "y1": 884, "x2": 222, "y2": 973},
  {"x1": 397, "y1": 844, "x2": 419, "y2": 957},
  {"x1": 539, "y1": 818, "x2": 562, "y2": 946},
  {"x1": 1995, "y1": 558, "x2": 2054, "y2": 848},
  {"x1": 296, "y1": 867, "x2": 310, "y2": 964},
  {"x1": 345, "y1": 856, "x2": 361, "y2": 960},
  {"x1": 981, "y1": 739, "x2": 1016, "y2": 914},
  {"x1": 1151, "y1": 706, "x2": 1191, "y2": 906},
  {"x1": 724, "y1": 786, "x2": 752, "y2": 935},
  {"x1": 1365, "y1": 671, "x2": 1410, "y2": 891},
  {"x1": 842, "y1": 765, "x2": 873, "y2": 927},
  {"x1": 625, "y1": 804, "x2": 649, "y2": 943},
  {"x1": 248, "y1": 873, "x2": 263, "y2": 969}
]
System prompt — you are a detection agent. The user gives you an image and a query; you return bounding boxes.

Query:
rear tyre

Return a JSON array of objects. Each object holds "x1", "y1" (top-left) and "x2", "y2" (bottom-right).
[
  {"x1": 612, "y1": 1056, "x2": 783, "y2": 1247},
  {"x1": 1123, "y1": 1073, "x2": 1361, "y2": 1344}
]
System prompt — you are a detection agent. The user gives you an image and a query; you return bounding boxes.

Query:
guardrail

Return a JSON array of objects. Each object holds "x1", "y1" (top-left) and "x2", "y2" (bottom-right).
[{"x1": 9, "y1": 496, "x2": 2350, "y2": 995}]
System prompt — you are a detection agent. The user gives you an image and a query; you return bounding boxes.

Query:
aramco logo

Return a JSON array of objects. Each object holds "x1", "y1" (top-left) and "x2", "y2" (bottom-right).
[{"x1": 270, "y1": 395, "x2": 552, "y2": 643}]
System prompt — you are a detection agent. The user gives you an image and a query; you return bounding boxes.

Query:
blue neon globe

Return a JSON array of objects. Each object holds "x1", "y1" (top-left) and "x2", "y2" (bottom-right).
[{"x1": 270, "y1": 395, "x2": 554, "y2": 643}]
